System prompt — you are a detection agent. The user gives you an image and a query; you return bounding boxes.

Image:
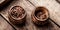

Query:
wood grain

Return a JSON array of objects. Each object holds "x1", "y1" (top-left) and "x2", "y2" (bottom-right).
[
  {"x1": 0, "y1": 0, "x2": 60, "y2": 30},
  {"x1": 0, "y1": 15, "x2": 14, "y2": 30}
]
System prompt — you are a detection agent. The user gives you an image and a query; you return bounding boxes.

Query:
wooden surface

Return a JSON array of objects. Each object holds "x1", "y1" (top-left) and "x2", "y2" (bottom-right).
[
  {"x1": 0, "y1": 0, "x2": 10, "y2": 6},
  {"x1": 0, "y1": 0, "x2": 60, "y2": 30},
  {"x1": 0, "y1": 0, "x2": 5, "y2": 4},
  {"x1": 0, "y1": 15, "x2": 14, "y2": 30}
]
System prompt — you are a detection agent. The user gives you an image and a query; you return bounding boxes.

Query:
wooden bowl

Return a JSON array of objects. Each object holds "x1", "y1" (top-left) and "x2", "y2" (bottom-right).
[
  {"x1": 8, "y1": 6, "x2": 26, "y2": 25},
  {"x1": 31, "y1": 6, "x2": 49, "y2": 25}
]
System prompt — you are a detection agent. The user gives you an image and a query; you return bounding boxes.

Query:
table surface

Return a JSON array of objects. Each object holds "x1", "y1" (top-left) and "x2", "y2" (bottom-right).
[
  {"x1": 0, "y1": 15, "x2": 15, "y2": 30},
  {"x1": 0, "y1": 0, "x2": 60, "y2": 30}
]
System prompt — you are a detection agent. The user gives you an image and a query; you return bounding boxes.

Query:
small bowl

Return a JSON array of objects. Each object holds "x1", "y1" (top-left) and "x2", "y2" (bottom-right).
[
  {"x1": 31, "y1": 6, "x2": 49, "y2": 25},
  {"x1": 8, "y1": 6, "x2": 26, "y2": 25}
]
